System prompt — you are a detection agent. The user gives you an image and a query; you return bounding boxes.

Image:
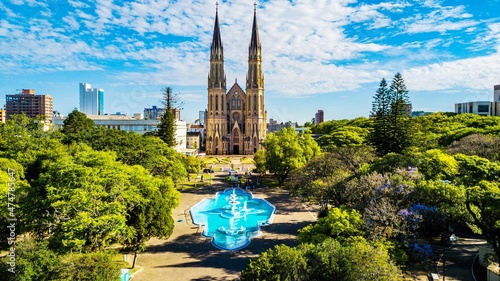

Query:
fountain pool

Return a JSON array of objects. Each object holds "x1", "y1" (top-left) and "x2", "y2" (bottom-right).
[{"x1": 189, "y1": 188, "x2": 276, "y2": 251}]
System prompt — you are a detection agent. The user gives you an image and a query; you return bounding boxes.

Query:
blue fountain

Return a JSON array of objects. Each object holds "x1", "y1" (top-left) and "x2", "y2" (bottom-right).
[{"x1": 189, "y1": 188, "x2": 276, "y2": 251}]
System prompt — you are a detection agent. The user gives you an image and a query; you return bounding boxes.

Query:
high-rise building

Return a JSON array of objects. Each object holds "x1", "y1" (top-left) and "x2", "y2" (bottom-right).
[
  {"x1": 144, "y1": 106, "x2": 166, "y2": 119},
  {"x1": 79, "y1": 83, "x2": 104, "y2": 115},
  {"x1": 205, "y1": 4, "x2": 266, "y2": 155},
  {"x1": 315, "y1": 110, "x2": 324, "y2": 125},
  {"x1": 6, "y1": 89, "x2": 53, "y2": 121},
  {"x1": 199, "y1": 110, "x2": 206, "y2": 125},
  {"x1": 144, "y1": 106, "x2": 180, "y2": 120}
]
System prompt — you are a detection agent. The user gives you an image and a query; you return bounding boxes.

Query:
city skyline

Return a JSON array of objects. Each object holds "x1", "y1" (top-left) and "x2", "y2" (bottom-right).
[{"x1": 1, "y1": 0, "x2": 500, "y2": 124}]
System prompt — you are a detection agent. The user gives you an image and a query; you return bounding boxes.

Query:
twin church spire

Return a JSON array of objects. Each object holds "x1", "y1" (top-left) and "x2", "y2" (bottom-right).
[
  {"x1": 208, "y1": 2, "x2": 263, "y2": 90},
  {"x1": 206, "y1": 2, "x2": 266, "y2": 155}
]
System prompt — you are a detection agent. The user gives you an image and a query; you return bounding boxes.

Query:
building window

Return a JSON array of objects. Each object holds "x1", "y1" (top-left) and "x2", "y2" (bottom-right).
[{"x1": 478, "y1": 105, "x2": 489, "y2": 112}]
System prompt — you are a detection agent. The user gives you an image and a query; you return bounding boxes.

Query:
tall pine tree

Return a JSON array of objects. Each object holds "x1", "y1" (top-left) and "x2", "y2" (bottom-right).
[
  {"x1": 157, "y1": 87, "x2": 181, "y2": 147},
  {"x1": 388, "y1": 72, "x2": 413, "y2": 154},
  {"x1": 369, "y1": 73, "x2": 413, "y2": 156},
  {"x1": 369, "y1": 78, "x2": 392, "y2": 155}
]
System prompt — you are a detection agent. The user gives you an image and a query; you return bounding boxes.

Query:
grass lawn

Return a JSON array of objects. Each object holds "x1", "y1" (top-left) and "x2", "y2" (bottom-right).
[
  {"x1": 201, "y1": 157, "x2": 219, "y2": 165},
  {"x1": 201, "y1": 157, "x2": 231, "y2": 164},
  {"x1": 240, "y1": 157, "x2": 255, "y2": 164}
]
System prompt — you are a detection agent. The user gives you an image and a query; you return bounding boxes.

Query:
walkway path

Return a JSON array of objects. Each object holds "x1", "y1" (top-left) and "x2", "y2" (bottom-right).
[
  {"x1": 437, "y1": 237, "x2": 488, "y2": 281},
  {"x1": 132, "y1": 175, "x2": 317, "y2": 281}
]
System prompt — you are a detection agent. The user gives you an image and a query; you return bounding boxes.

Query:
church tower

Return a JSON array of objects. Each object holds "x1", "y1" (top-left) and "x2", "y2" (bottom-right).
[
  {"x1": 206, "y1": 4, "x2": 228, "y2": 155},
  {"x1": 245, "y1": 3, "x2": 266, "y2": 154},
  {"x1": 206, "y1": 3, "x2": 266, "y2": 155}
]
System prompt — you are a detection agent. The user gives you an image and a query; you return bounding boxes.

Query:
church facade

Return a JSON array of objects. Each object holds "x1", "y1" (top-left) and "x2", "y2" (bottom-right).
[{"x1": 205, "y1": 5, "x2": 267, "y2": 155}]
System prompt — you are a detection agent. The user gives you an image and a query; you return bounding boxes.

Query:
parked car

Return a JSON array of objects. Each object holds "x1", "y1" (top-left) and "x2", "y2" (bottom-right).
[
  {"x1": 228, "y1": 169, "x2": 238, "y2": 175},
  {"x1": 203, "y1": 168, "x2": 214, "y2": 173}
]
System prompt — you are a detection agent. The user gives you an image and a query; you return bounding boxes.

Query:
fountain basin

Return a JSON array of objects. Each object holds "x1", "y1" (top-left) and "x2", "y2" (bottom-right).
[{"x1": 190, "y1": 188, "x2": 276, "y2": 251}]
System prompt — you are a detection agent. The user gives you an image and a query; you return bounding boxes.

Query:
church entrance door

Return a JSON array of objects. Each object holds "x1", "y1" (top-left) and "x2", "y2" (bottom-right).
[{"x1": 233, "y1": 145, "x2": 239, "y2": 155}]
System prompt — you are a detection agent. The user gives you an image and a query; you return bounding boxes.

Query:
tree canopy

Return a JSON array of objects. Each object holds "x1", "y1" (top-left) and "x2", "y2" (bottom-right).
[{"x1": 261, "y1": 127, "x2": 321, "y2": 186}]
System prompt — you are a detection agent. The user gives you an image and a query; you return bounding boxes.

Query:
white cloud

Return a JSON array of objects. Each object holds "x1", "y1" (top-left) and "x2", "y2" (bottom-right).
[
  {"x1": 406, "y1": 19, "x2": 477, "y2": 34},
  {"x1": 403, "y1": 53, "x2": 500, "y2": 91},
  {"x1": 62, "y1": 15, "x2": 80, "y2": 31},
  {"x1": 0, "y1": 0, "x2": 499, "y2": 105}
]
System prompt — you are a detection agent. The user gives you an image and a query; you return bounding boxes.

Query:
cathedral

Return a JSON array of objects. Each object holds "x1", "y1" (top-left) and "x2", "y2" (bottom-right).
[{"x1": 205, "y1": 4, "x2": 267, "y2": 155}]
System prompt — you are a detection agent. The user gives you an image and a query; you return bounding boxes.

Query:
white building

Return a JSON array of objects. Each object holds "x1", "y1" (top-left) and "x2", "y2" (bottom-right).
[
  {"x1": 79, "y1": 83, "x2": 104, "y2": 115},
  {"x1": 53, "y1": 114, "x2": 187, "y2": 153},
  {"x1": 455, "y1": 101, "x2": 492, "y2": 115},
  {"x1": 455, "y1": 85, "x2": 500, "y2": 116}
]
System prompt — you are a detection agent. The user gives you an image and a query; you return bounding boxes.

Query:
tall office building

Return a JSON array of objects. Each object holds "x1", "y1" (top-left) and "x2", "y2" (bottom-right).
[
  {"x1": 199, "y1": 110, "x2": 206, "y2": 125},
  {"x1": 144, "y1": 106, "x2": 166, "y2": 119},
  {"x1": 205, "y1": 4, "x2": 266, "y2": 155},
  {"x1": 79, "y1": 83, "x2": 104, "y2": 115},
  {"x1": 315, "y1": 110, "x2": 324, "y2": 125},
  {"x1": 494, "y1": 84, "x2": 500, "y2": 102},
  {"x1": 6, "y1": 89, "x2": 53, "y2": 121}
]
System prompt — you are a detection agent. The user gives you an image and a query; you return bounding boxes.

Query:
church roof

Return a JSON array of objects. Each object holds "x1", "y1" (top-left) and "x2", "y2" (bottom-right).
[
  {"x1": 211, "y1": 5, "x2": 223, "y2": 58},
  {"x1": 227, "y1": 82, "x2": 245, "y2": 95},
  {"x1": 249, "y1": 4, "x2": 261, "y2": 53}
]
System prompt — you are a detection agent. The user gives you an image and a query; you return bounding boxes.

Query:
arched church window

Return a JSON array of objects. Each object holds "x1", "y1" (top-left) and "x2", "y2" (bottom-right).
[{"x1": 215, "y1": 95, "x2": 219, "y2": 110}]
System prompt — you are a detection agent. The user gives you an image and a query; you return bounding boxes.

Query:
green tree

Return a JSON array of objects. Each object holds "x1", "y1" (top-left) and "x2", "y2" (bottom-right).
[
  {"x1": 25, "y1": 144, "x2": 180, "y2": 253},
  {"x1": 298, "y1": 207, "x2": 364, "y2": 244},
  {"x1": 317, "y1": 126, "x2": 368, "y2": 151},
  {"x1": 448, "y1": 134, "x2": 500, "y2": 161},
  {"x1": 241, "y1": 244, "x2": 309, "y2": 281},
  {"x1": 369, "y1": 78, "x2": 392, "y2": 156},
  {"x1": 182, "y1": 155, "x2": 203, "y2": 174},
  {"x1": 413, "y1": 149, "x2": 458, "y2": 180},
  {"x1": 86, "y1": 128, "x2": 187, "y2": 182},
  {"x1": 61, "y1": 109, "x2": 95, "y2": 143},
  {"x1": 287, "y1": 146, "x2": 375, "y2": 211},
  {"x1": 262, "y1": 128, "x2": 321, "y2": 186},
  {"x1": 253, "y1": 149, "x2": 267, "y2": 174},
  {"x1": 157, "y1": 109, "x2": 176, "y2": 147},
  {"x1": 466, "y1": 181, "x2": 500, "y2": 261},
  {"x1": 0, "y1": 114, "x2": 45, "y2": 160},
  {"x1": 387, "y1": 72, "x2": 413, "y2": 154},
  {"x1": 0, "y1": 158, "x2": 30, "y2": 249},
  {"x1": 0, "y1": 239, "x2": 60, "y2": 281},
  {"x1": 241, "y1": 238, "x2": 402, "y2": 281},
  {"x1": 454, "y1": 154, "x2": 500, "y2": 186},
  {"x1": 58, "y1": 251, "x2": 121, "y2": 281},
  {"x1": 369, "y1": 74, "x2": 414, "y2": 155},
  {"x1": 157, "y1": 86, "x2": 183, "y2": 147}
]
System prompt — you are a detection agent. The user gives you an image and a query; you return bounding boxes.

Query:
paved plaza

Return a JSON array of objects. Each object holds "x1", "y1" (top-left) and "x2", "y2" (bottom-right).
[{"x1": 132, "y1": 178, "x2": 317, "y2": 281}]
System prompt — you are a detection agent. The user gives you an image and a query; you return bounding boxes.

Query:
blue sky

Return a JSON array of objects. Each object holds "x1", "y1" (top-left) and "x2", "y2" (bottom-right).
[{"x1": 1, "y1": 0, "x2": 500, "y2": 124}]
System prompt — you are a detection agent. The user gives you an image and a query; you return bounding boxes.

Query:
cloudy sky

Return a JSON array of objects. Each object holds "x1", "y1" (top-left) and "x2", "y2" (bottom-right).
[{"x1": 1, "y1": 0, "x2": 500, "y2": 124}]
